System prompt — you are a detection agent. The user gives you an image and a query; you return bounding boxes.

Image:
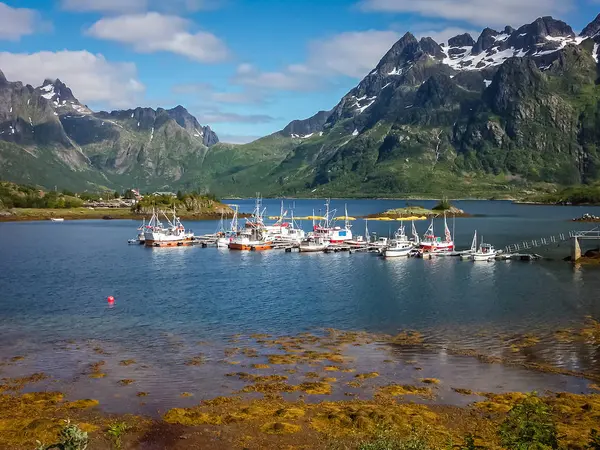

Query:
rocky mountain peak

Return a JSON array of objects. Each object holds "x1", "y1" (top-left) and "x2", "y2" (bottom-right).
[
  {"x1": 37, "y1": 77, "x2": 82, "y2": 112},
  {"x1": 166, "y1": 106, "x2": 218, "y2": 147},
  {"x1": 448, "y1": 33, "x2": 476, "y2": 48},
  {"x1": 419, "y1": 37, "x2": 445, "y2": 60},
  {"x1": 581, "y1": 13, "x2": 600, "y2": 38},
  {"x1": 534, "y1": 16, "x2": 575, "y2": 37},
  {"x1": 0, "y1": 70, "x2": 8, "y2": 85},
  {"x1": 472, "y1": 28, "x2": 499, "y2": 55},
  {"x1": 375, "y1": 32, "x2": 420, "y2": 72}
]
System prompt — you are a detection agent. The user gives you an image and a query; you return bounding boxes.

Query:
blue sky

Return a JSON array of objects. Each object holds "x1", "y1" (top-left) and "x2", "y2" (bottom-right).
[{"x1": 0, "y1": 0, "x2": 598, "y2": 143}]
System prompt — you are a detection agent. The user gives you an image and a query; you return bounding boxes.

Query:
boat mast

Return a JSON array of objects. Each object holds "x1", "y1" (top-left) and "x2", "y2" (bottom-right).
[
  {"x1": 230, "y1": 205, "x2": 239, "y2": 232},
  {"x1": 344, "y1": 204, "x2": 350, "y2": 230}
]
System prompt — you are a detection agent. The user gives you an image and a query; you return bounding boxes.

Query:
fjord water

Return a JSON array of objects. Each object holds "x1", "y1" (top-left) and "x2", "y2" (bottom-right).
[{"x1": 1, "y1": 199, "x2": 599, "y2": 413}]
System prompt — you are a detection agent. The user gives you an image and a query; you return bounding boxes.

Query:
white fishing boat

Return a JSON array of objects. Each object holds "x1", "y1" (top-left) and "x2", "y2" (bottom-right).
[
  {"x1": 472, "y1": 237, "x2": 497, "y2": 261},
  {"x1": 299, "y1": 236, "x2": 329, "y2": 252},
  {"x1": 420, "y1": 214, "x2": 454, "y2": 253},
  {"x1": 383, "y1": 241, "x2": 413, "y2": 257},
  {"x1": 216, "y1": 205, "x2": 240, "y2": 247},
  {"x1": 49, "y1": 217, "x2": 64, "y2": 222},
  {"x1": 265, "y1": 202, "x2": 306, "y2": 243},
  {"x1": 228, "y1": 196, "x2": 273, "y2": 251},
  {"x1": 382, "y1": 225, "x2": 414, "y2": 258},
  {"x1": 144, "y1": 207, "x2": 194, "y2": 247},
  {"x1": 371, "y1": 237, "x2": 390, "y2": 249},
  {"x1": 311, "y1": 200, "x2": 353, "y2": 244}
]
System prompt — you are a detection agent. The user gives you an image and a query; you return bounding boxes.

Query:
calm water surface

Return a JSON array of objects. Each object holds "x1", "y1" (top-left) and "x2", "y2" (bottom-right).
[{"x1": 0, "y1": 199, "x2": 599, "y2": 414}]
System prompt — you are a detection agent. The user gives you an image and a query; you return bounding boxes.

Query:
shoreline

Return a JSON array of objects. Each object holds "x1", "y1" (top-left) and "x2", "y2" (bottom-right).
[
  {"x1": 1, "y1": 323, "x2": 599, "y2": 449},
  {"x1": 0, "y1": 208, "x2": 249, "y2": 223}
]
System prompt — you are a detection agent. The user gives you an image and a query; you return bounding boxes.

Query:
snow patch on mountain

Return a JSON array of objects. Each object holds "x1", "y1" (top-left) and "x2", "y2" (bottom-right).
[{"x1": 594, "y1": 43, "x2": 599, "y2": 63}]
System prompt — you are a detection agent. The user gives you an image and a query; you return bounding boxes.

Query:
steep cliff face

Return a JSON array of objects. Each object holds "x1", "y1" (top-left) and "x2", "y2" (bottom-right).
[
  {"x1": 0, "y1": 73, "x2": 220, "y2": 190},
  {"x1": 266, "y1": 14, "x2": 600, "y2": 196}
]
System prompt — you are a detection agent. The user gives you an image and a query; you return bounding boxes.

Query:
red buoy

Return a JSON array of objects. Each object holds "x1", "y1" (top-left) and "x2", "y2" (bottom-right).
[{"x1": 107, "y1": 296, "x2": 115, "y2": 304}]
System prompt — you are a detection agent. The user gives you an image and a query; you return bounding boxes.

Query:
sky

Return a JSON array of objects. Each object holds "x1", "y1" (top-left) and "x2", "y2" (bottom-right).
[{"x1": 0, "y1": 1, "x2": 598, "y2": 143}]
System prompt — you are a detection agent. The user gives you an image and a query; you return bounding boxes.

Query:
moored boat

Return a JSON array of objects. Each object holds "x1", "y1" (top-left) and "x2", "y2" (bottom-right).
[
  {"x1": 311, "y1": 200, "x2": 353, "y2": 244},
  {"x1": 299, "y1": 236, "x2": 329, "y2": 252},
  {"x1": 459, "y1": 230, "x2": 478, "y2": 260},
  {"x1": 420, "y1": 214, "x2": 454, "y2": 253},
  {"x1": 264, "y1": 202, "x2": 306, "y2": 243},
  {"x1": 382, "y1": 225, "x2": 414, "y2": 258},
  {"x1": 49, "y1": 217, "x2": 64, "y2": 222},
  {"x1": 228, "y1": 196, "x2": 273, "y2": 251},
  {"x1": 144, "y1": 208, "x2": 194, "y2": 247},
  {"x1": 472, "y1": 238, "x2": 497, "y2": 261}
]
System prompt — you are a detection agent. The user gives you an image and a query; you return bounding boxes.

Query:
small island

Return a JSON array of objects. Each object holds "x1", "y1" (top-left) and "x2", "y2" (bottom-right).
[{"x1": 363, "y1": 199, "x2": 470, "y2": 219}]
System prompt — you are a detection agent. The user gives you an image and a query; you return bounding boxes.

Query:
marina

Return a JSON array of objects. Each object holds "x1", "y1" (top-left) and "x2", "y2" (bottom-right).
[{"x1": 128, "y1": 197, "x2": 572, "y2": 262}]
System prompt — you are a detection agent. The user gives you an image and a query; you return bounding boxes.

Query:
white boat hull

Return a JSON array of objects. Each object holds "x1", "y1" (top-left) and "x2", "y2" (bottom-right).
[
  {"x1": 473, "y1": 252, "x2": 497, "y2": 261},
  {"x1": 383, "y1": 248, "x2": 412, "y2": 257}
]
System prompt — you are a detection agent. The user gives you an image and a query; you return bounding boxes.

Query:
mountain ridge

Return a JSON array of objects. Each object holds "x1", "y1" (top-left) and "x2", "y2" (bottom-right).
[
  {"x1": 0, "y1": 73, "x2": 219, "y2": 190},
  {"x1": 1, "y1": 13, "x2": 600, "y2": 197}
]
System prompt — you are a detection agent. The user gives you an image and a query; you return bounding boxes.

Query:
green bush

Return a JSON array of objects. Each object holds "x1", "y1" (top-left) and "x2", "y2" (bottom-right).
[
  {"x1": 35, "y1": 419, "x2": 88, "y2": 450},
  {"x1": 498, "y1": 393, "x2": 558, "y2": 450},
  {"x1": 358, "y1": 430, "x2": 431, "y2": 450}
]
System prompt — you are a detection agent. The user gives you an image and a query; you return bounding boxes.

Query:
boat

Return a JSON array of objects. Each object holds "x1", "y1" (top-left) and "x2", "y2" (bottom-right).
[
  {"x1": 382, "y1": 225, "x2": 414, "y2": 258},
  {"x1": 144, "y1": 207, "x2": 194, "y2": 247},
  {"x1": 383, "y1": 240, "x2": 413, "y2": 257},
  {"x1": 310, "y1": 200, "x2": 353, "y2": 244},
  {"x1": 49, "y1": 218, "x2": 64, "y2": 222},
  {"x1": 228, "y1": 196, "x2": 273, "y2": 251},
  {"x1": 419, "y1": 214, "x2": 454, "y2": 253},
  {"x1": 299, "y1": 236, "x2": 329, "y2": 252},
  {"x1": 264, "y1": 201, "x2": 306, "y2": 243},
  {"x1": 472, "y1": 237, "x2": 498, "y2": 261},
  {"x1": 134, "y1": 218, "x2": 146, "y2": 244},
  {"x1": 371, "y1": 237, "x2": 390, "y2": 250},
  {"x1": 459, "y1": 230, "x2": 479, "y2": 260}
]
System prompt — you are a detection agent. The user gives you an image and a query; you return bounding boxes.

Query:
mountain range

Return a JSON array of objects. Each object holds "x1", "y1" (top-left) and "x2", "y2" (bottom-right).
[{"x1": 1, "y1": 13, "x2": 600, "y2": 197}]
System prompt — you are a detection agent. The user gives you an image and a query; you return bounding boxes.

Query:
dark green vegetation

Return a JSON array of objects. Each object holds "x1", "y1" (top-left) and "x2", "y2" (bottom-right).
[
  {"x1": 132, "y1": 191, "x2": 222, "y2": 215},
  {"x1": 1, "y1": 15, "x2": 600, "y2": 198},
  {"x1": 526, "y1": 183, "x2": 600, "y2": 204},
  {"x1": 35, "y1": 420, "x2": 88, "y2": 450},
  {"x1": 0, "y1": 181, "x2": 83, "y2": 209}
]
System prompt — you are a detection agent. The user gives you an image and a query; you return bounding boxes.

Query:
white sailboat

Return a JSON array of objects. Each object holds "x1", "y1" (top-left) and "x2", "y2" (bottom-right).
[{"x1": 459, "y1": 230, "x2": 478, "y2": 259}]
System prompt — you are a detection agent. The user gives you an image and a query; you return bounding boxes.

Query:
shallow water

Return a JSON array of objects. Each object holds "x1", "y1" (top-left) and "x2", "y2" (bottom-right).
[{"x1": 0, "y1": 199, "x2": 599, "y2": 414}]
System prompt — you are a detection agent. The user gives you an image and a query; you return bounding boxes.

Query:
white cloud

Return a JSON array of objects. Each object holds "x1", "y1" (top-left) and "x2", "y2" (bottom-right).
[
  {"x1": 305, "y1": 30, "x2": 401, "y2": 77},
  {"x1": 232, "y1": 30, "x2": 401, "y2": 92},
  {"x1": 61, "y1": 0, "x2": 220, "y2": 14},
  {"x1": 0, "y1": 51, "x2": 144, "y2": 108},
  {"x1": 232, "y1": 63, "x2": 322, "y2": 92},
  {"x1": 357, "y1": 0, "x2": 571, "y2": 27},
  {"x1": 172, "y1": 82, "x2": 267, "y2": 104},
  {"x1": 87, "y1": 13, "x2": 230, "y2": 63},
  {"x1": 0, "y1": 2, "x2": 47, "y2": 41}
]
